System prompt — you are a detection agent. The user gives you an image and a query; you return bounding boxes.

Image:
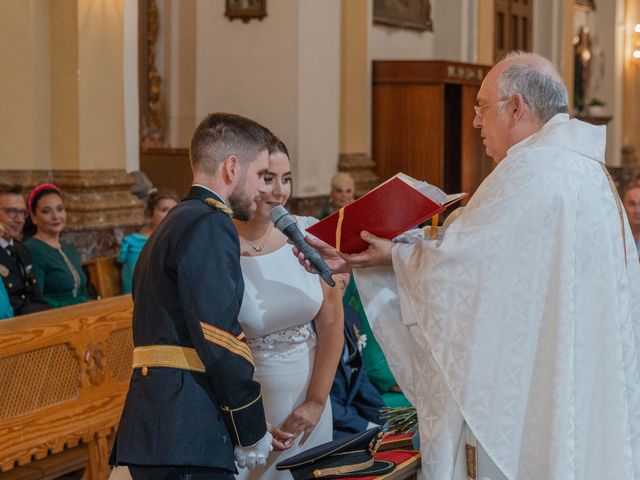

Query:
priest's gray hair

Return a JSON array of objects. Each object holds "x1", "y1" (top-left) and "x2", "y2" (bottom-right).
[{"x1": 497, "y1": 52, "x2": 569, "y2": 124}]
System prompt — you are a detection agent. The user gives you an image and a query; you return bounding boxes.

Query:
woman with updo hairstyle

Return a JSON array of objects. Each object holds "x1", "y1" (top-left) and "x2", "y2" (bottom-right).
[
  {"x1": 118, "y1": 189, "x2": 179, "y2": 293},
  {"x1": 233, "y1": 139, "x2": 343, "y2": 480},
  {"x1": 24, "y1": 184, "x2": 89, "y2": 307}
]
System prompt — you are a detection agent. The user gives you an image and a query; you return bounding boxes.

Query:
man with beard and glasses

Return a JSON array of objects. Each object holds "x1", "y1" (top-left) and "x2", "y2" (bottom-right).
[
  {"x1": 0, "y1": 184, "x2": 50, "y2": 315},
  {"x1": 110, "y1": 113, "x2": 276, "y2": 480}
]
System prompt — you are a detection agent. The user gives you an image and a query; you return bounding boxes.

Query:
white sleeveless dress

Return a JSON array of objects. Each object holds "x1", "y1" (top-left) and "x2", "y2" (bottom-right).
[{"x1": 236, "y1": 216, "x2": 333, "y2": 480}]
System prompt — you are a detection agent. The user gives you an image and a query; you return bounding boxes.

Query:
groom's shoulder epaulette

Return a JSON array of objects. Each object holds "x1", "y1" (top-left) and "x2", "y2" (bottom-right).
[{"x1": 205, "y1": 198, "x2": 233, "y2": 217}]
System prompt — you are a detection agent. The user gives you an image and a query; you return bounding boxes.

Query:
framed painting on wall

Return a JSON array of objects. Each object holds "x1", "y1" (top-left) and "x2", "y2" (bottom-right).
[
  {"x1": 225, "y1": 0, "x2": 267, "y2": 23},
  {"x1": 574, "y1": 0, "x2": 596, "y2": 12},
  {"x1": 373, "y1": 0, "x2": 433, "y2": 32}
]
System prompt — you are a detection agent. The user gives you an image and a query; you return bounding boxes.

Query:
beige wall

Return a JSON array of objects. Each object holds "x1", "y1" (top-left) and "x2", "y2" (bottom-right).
[
  {"x1": 340, "y1": 0, "x2": 370, "y2": 155},
  {"x1": 162, "y1": 0, "x2": 196, "y2": 149},
  {"x1": 624, "y1": 0, "x2": 640, "y2": 160},
  {"x1": 0, "y1": 0, "x2": 129, "y2": 171},
  {"x1": 0, "y1": 0, "x2": 51, "y2": 170},
  {"x1": 194, "y1": 0, "x2": 341, "y2": 197},
  {"x1": 370, "y1": 0, "x2": 477, "y2": 62},
  {"x1": 296, "y1": 0, "x2": 341, "y2": 196},
  {"x1": 77, "y1": 0, "x2": 126, "y2": 170}
]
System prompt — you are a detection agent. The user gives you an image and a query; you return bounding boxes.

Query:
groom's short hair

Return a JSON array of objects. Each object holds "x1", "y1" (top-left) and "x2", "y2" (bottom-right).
[{"x1": 190, "y1": 113, "x2": 274, "y2": 176}]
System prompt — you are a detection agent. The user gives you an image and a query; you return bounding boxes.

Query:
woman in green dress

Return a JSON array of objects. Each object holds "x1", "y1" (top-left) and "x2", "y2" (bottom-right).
[
  {"x1": 118, "y1": 189, "x2": 179, "y2": 294},
  {"x1": 25, "y1": 184, "x2": 88, "y2": 308}
]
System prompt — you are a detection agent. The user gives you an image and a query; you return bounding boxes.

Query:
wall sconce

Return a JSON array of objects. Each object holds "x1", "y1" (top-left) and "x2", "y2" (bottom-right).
[{"x1": 632, "y1": 24, "x2": 640, "y2": 69}]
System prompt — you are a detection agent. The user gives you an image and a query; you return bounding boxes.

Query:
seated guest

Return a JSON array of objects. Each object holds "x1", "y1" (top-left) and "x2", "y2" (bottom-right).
[
  {"x1": 0, "y1": 224, "x2": 13, "y2": 319},
  {"x1": 25, "y1": 184, "x2": 89, "y2": 307},
  {"x1": 343, "y1": 279, "x2": 411, "y2": 408},
  {"x1": 319, "y1": 172, "x2": 355, "y2": 219},
  {"x1": 118, "y1": 189, "x2": 179, "y2": 293},
  {"x1": 0, "y1": 279, "x2": 11, "y2": 319},
  {"x1": 0, "y1": 184, "x2": 50, "y2": 315},
  {"x1": 623, "y1": 186, "x2": 640, "y2": 257},
  {"x1": 140, "y1": 126, "x2": 166, "y2": 152},
  {"x1": 330, "y1": 304, "x2": 385, "y2": 439}
]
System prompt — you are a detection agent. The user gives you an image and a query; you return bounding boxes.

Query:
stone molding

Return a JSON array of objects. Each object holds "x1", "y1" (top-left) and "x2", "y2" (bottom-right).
[{"x1": 338, "y1": 153, "x2": 380, "y2": 196}]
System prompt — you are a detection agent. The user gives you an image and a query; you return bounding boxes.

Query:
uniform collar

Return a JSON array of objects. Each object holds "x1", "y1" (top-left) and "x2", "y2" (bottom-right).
[
  {"x1": 0, "y1": 237, "x2": 13, "y2": 250},
  {"x1": 186, "y1": 184, "x2": 226, "y2": 205}
]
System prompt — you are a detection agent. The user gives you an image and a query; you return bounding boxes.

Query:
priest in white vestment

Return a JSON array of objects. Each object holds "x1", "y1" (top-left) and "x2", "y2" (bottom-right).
[{"x1": 297, "y1": 52, "x2": 640, "y2": 480}]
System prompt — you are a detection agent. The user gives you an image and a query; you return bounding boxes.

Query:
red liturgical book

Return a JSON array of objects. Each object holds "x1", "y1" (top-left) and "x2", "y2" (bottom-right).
[{"x1": 307, "y1": 173, "x2": 466, "y2": 254}]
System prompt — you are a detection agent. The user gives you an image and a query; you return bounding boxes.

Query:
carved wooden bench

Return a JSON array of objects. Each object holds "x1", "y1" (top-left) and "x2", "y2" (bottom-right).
[
  {"x1": 82, "y1": 257, "x2": 123, "y2": 300},
  {"x1": 0, "y1": 296, "x2": 133, "y2": 480}
]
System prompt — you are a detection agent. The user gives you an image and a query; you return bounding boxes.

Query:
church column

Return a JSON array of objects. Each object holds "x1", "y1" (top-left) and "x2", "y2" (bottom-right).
[
  {"x1": 0, "y1": 0, "x2": 143, "y2": 260},
  {"x1": 339, "y1": 0, "x2": 379, "y2": 196},
  {"x1": 623, "y1": 0, "x2": 640, "y2": 179}
]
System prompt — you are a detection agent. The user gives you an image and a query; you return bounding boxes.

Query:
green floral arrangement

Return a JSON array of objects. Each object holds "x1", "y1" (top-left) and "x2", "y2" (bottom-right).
[{"x1": 380, "y1": 406, "x2": 418, "y2": 434}]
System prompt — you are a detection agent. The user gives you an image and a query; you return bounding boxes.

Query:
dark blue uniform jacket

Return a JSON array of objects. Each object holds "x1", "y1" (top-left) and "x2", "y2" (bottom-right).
[
  {"x1": 110, "y1": 186, "x2": 266, "y2": 471},
  {"x1": 330, "y1": 306, "x2": 384, "y2": 438}
]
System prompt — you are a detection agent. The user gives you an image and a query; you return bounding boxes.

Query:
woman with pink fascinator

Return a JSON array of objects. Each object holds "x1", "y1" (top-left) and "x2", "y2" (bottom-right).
[{"x1": 24, "y1": 184, "x2": 88, "y2": 307}]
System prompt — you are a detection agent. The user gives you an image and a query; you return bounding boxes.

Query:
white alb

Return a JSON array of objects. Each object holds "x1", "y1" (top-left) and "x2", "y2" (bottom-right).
[{"x1": 355, "y1": 114, "x2": 640, "y2": 480}]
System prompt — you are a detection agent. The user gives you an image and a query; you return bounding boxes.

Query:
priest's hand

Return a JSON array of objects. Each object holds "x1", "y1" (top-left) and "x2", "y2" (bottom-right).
[
  {"x1": 341, "y1": 231, "x2": 393, "y2": 268},
  {"x1": 293, "y1": 236, "x2": 351, "y2": 274}
]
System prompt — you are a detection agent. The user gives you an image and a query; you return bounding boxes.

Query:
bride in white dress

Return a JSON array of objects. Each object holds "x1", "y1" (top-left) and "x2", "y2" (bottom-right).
[{"x1": 233, "y1": 139, "x2": 343, "y2": 480}]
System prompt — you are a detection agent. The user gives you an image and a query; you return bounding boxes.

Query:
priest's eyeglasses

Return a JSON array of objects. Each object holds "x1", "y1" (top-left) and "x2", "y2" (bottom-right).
[
  {"x1": 473, "y1": 99, "x2": 508, "y2": 118},
  {"x1": 0, "y1": 207, "x2": 29, "y2": 219}
]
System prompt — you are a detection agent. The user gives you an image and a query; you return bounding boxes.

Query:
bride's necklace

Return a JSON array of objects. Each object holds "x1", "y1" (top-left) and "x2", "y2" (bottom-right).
[{"x1": 247, "y1": 225, "x2": 273, "y2": 252}]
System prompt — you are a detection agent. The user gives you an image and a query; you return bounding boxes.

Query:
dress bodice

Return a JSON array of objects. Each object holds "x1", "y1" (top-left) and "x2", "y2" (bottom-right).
[{"x1": 238, "y1": 216, "x2": 323, "y2": 341}]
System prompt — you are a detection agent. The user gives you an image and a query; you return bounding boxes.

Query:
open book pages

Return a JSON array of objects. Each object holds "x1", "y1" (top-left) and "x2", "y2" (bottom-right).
[{"x1": 395, "y1": 173, "x2": 465, "y2": 205}]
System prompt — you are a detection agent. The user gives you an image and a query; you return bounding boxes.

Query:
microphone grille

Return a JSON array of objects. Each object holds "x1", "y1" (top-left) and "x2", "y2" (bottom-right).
[{"x1": 270, "y1": 205, "x2": 289, "y2": 224}]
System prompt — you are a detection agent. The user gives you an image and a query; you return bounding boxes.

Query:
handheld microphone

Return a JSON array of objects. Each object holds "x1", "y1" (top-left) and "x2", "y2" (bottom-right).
[{"x1": 270, "y1": 205, "x2": 336, "y2": 287}]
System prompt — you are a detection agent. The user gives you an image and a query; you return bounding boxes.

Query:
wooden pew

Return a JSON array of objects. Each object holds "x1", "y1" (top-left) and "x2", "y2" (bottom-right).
[
  {"x1": 0, "y1": 296, "x2": 133, "y2": 480},
  {"x1": 82, "y1": 257, "x2": 123, "y2": 300}
]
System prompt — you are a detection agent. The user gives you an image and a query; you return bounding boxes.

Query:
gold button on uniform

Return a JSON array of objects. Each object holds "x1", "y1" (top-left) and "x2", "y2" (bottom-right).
[
  {"x1": 20, "y1": 294, "x2": 25, "y2": 299},
  {"x1": 141, "y1": 366, "x2": 148, "y2": 376},
  {"x1": 8, "y1": 283, "x2": 13, "y2": 288}
]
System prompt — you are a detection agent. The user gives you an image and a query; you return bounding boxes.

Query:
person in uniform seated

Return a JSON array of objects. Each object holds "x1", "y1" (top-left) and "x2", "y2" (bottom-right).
[
  {"x1": 329, "y1": 304, "x2": 385, "y2": 438},
  {"x1": 233, "y1": 138, "x2": 343, "y2": 480},
  {"x1": 110, "y1": 113, "x2": 276, "y2": 480},
  {"x1": 319, "y1": 172, "x2": 355, "y2": 219},
  {"x1": 0, "y1": 184, "x2": 50, "y2": 315},
  {"x1": 0, "y1": 223, "x2": 13, "y2": 319},
  {"x1": 24, "y1": 184, "x2": 89, "y2": 308},
  {"x1": 623, "y1": 186, "x2": 640, "y2": 257},
  {"x1": 342, "y1": 277, "x2": 411, "y2": 409},
  {"x1": 118, "y1": 189, "x2": 179, "y2": 293}
]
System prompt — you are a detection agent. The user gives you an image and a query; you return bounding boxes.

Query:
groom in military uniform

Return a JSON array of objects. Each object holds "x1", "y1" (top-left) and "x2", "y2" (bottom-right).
[{"x1": 110, "y1": 113, "x2": 274, "y2": 480}]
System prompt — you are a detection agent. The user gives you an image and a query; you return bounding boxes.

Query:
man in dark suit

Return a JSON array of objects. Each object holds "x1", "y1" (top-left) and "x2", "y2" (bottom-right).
[
  {"x1": 0, "y1": 184, "x2": 50, "y2": 315},
  {"x1": 330, "y1": 305, "x2": 385, "y2": 438},
  {"x1": 110, "y1": 113, "x2": 274, "y2": 480}
]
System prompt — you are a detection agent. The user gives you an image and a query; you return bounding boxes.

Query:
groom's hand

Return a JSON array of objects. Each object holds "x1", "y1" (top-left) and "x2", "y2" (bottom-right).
[{"x1": 234, "y1": 431, "x2": 273, "y2": 470}]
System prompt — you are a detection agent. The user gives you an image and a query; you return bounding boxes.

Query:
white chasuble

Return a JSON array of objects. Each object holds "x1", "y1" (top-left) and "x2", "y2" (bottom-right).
[{"x1": 354, "y1": 114, "x2": 640, "y2": 480}]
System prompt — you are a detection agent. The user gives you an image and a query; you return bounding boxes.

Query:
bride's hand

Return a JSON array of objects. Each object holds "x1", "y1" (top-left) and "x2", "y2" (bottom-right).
[
  {"x1": 268, "y1": 422, "x2": 295, "y2": 451},
  {"x1": 280, "y1": 401, "x2": 324, "y2": 446}
]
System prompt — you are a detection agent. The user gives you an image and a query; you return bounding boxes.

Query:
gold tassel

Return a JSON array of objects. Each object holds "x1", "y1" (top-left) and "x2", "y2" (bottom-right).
[{"x1": 205, "y1": 198, "x2": 233, "y2": 217}]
